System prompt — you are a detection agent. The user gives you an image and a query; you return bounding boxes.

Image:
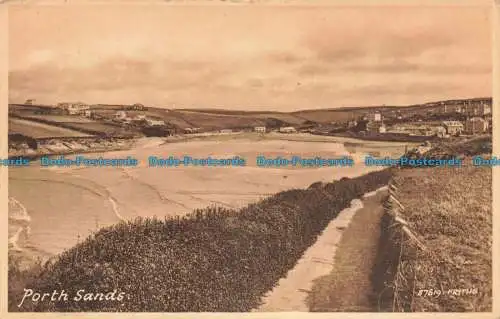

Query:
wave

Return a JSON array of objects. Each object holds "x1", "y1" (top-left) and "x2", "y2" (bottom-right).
[
  {"x1": 9, "y1": 227, "x2": 25, "y2": 252},
  {"x1": 8, "y1": 197, "x2": 33, "y2": 252},
  {"x1": 108, "y1": 197, "x2": 125, "y2": 222},
  {"x1": 9, "y1": 197, "x2": 32, "y2": 223}
]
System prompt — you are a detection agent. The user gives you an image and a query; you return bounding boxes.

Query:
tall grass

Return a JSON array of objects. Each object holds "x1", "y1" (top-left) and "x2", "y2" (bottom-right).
[
  {"x1": 9, "y1": 169, "x2": 392, "y2": 312},
  {"x1": 373, "y1": 161, "x2": 492, "y2": 312}
]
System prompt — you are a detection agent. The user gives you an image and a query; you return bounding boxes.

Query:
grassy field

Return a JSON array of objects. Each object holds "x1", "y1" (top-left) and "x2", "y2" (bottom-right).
[
  {"x1": 63, "y1": 122, "x2": 135, "y2": 136},
  {"x1": 173, "y1": 110, "x2": 268, "y2": 130},
  {"x1": 375, "y1": 160, "x2": 492, "y2": 312},
  {"x1": 9, "y1": 115, "x2": 137, "y2": 138},
  {"x1": 20, "y1": 115, "x2": 95, "y2": 123},
  {"x1": 293, "y1": 110, "x2": 359, "y2": 124},
  {"x1": 175, "y1": 109, "x2": 308, "y2": 125},
  {"x1": 8, "y1": 118, "x2": 91, "y2": 138}
]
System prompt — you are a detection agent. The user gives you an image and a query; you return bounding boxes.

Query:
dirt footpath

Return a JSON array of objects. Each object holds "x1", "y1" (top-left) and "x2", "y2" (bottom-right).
[{"x1": 307, "y1": 189, "x2": 388, "y2": 312}]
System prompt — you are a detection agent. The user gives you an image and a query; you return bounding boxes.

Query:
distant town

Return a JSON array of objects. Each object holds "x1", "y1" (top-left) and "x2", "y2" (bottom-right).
[{"x1": 8, "y1": 97, "x2": 492, "y2": 157}]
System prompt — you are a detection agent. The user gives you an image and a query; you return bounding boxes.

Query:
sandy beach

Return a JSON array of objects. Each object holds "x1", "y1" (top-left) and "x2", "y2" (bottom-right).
[{"x1": 8, "y1": 134, "x2": 407, "y2": 260}]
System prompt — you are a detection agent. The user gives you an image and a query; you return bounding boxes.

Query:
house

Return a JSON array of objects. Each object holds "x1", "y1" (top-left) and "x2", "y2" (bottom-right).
[
  {"x1": 416, "y1": 144, "x2": 432, "y2": 155},
  {"x1": 463, "y1": 102, "x2": 491, "y2": 117},
  {"x1": 184, "y1": 127, "x2": 201, "y2": 134},
  {"x1": 465, "y1": 117, "x2": 488, "y2": 135},
  {"x1": 133, "y1": 115, "x2": 147, "y2": 121},
  {"x1": 121, "y1": 103, "x2": 147, "y2": 111},
  {"x1": 389, "y1": 123, "x2": 416, "y2": 134},
  {"x1": 438, "y1": 104, "x2": 449, "y2": 114},
  {"x1": 115, "y1": 111, "x2": 128, "y2": 120},
  {"x1": 25, "y1": 99, "x2": 36, "y2": 105},
  {"x1": 480, "y1": 104, "x2": 492, "y2": 116},
  {"x1": 220, "y1": 129, "x2": 233, "y2": 134},
  {"x1": 485, "y1": 115, "x2": 492, "y2": 129},
  {"x1": 442, "y1": 121, "x2": 464, "y2": 136},
  {"x1": 59, "y1": 102, "x2": 90, "y2": 115},
  {"x1": 366, "y1": 112, "x2": 382, "y2": 122},
  {"x1": 432, "y1": 126, "x2": 447, "y2": 138},
  {"x1": 347, "y1": 120, "x2": 358, "y2": 128},
  {"x1": 366, "y1": 121, "x2": 385, "y2": 133},
  {"x1": 421, "y1": 130, "x2": 435, "y2": 136},
  {"x1": 83, "y1": 110, "x2": 94, "y2": 118},
  {"x1": 146, "y1": 119, "x2": 165, "y2": 126},
  {"x1": 279, "y1": 127, "x2": 297, "y2": 133},
  {"x1": 254, "y1": 126, "x2": 266, "y2": 133},
  {"x1": 121, "y1": 117, "x2": 134, "y2": 125},
  {"x1": 131, "y1": 103, "x2": 146, "y2": 111},
  {"x1": 388, "y1": 123, "x2": 435, "y2": 136}
]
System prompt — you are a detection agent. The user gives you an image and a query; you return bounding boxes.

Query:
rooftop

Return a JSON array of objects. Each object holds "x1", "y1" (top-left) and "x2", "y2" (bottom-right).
[{"x1": 442, "y1": 121, "x2": 463, "y2": 126}]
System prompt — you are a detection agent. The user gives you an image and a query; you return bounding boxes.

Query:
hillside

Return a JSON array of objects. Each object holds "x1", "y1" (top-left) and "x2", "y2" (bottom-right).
[{"x1": 9, "y1": 96, "x2": 491, "y2": 132}]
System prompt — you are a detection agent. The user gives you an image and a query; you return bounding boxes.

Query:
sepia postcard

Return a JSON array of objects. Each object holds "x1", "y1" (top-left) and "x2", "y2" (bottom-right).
[{"x1": 2, "y1": 0, "x2": 498, "y2": 317}]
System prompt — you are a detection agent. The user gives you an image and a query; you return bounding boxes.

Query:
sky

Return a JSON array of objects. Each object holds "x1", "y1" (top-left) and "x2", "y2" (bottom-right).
[{"x1": 8, "y1": 4, "x2": 492, "y2": 111}]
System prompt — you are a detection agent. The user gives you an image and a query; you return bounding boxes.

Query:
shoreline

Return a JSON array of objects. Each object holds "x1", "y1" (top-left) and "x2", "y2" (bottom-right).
[
  {"x1": 160, "y1": 131, "x2": 416, "y2": 147},
  {"x1": 8, "y1": 132, "x2": 411, "y2": 161}
]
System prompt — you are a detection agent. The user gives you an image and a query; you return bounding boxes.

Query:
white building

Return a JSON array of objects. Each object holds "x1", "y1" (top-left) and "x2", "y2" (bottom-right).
[
  {"x1": 254, "y1": 126, "x2": 266, "y2": 133},
  {"x1": 465, "y1": 117, "x2": 489, "y2": 135},
  {"x1": 115, "y1": 111, "x2": 128, "y2": 120},
  {"x1": 432, "y1": 126, "x2": 447, "y2": 138},
  {"x1": 279, "y1": 127, "x2": 297, "y2": 133},
  {"x1": 220, "y1": 129, "x2": 233, "y2": 134},
  {"x1": 366, "y1": 121, "x2": 385, "y2": 133},
  {"x1": 83, "y1": 110, "x2": 93, "y2": 118},
  {"x1": 463, "y1": 103, "x2": 491, "y2": 117},
  {"x1": 442, "y1": 121, "x2": 464, "y2": 135},
  {"x1": 366, "y1": 112, "x2": 382, "y2": 122},
  {"x1": 347, "y1": 120, "x2": 358, "y2": 128},
  {"x1": 416, "y1": 145, "x2": 432, "y2": 155},
  {"x1": 59, "y1": 102, "x2": 90, "y2": 115},
  {"x1": 146, "y1": 119, "x2": 165, "y2": 126},
  {"x1": 184, "y1": 127, "x2": 201, "y2": 134},
  {"x1": 131, "y1": 103, "x2": 146, "y2": 111}
]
